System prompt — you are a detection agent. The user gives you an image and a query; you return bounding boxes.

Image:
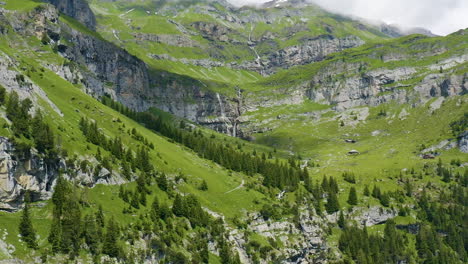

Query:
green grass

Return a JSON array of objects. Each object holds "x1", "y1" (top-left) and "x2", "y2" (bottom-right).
[
  {"x1": 2, "y1": 0, "x2": 41, "y2": 12},
  {"x1": 249, "y1": 97, "x2": 467, "y2": 194}
]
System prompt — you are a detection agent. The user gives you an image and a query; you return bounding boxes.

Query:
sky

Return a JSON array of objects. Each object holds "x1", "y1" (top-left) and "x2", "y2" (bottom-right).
[{"x1": 227, "y1": 0, "x2": 468, "y2": 35}]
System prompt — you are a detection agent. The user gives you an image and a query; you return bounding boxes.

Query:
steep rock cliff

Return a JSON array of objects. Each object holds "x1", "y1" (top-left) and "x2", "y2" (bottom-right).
[
  {"x1": 43, "y1": 0, "x2": 96, "y2": 30},
  {"x1": 0, "y1": 137, "x2": 60, "y2": 211}
]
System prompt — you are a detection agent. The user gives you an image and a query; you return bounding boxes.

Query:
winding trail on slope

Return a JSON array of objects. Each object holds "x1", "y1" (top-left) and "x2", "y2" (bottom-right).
[{"x1": 224, "y1": 180, "x2": 245, "y2": 194}]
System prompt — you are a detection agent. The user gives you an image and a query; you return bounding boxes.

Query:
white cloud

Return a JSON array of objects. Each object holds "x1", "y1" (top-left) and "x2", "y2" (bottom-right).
[{"x1": 226, "y1": 0, "x2": 468, "y2": 35}]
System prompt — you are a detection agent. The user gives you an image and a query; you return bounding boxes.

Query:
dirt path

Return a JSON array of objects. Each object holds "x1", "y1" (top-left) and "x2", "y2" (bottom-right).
[{"x1": 224, "y1": 180, "x2": 245, "y2": 194}]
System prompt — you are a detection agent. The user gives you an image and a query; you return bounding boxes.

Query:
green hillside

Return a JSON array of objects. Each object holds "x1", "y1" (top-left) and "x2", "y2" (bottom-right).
[{"x1": 0, "y1": 0, "x2": 466, "y2": 263}]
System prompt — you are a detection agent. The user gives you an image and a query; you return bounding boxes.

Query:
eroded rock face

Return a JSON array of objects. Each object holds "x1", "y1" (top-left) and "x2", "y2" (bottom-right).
[
  {"x1": 459, "y1": 132, "x2": 468, "y2": 153},
  {"x1": 43, "y1": 0, "x2": 96, "y2": 30},
  {"x1": 0, "y1": 136, "x2": 127, "y2": 211},
  {"x1": 4, "y1": 3, "x2": 467, "y2": 141},
  {"x1": 267, "y1": 35, "x2": 365, "y2": 73},
  {"x1": 0, "y1": 137, "x2": 59, "y2": 211}
]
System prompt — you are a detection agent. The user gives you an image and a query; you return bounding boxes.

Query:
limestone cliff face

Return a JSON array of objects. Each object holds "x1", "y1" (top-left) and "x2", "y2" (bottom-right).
[
  {"x1": 265, "y1": 35, "x2": 365, "y2": 74},
  {"x1": 306, "y1": 63, "x2": 468, "y2": 111},
  {"x1": 0, "y1": 135, "x2": 126, "y2": 211},
  {"x1": 43, "y1": 0, "x2": 96, "y2": 30},
  {"x1": 58, "y1": 22, "x2": 153, "y2": 112},
  {"x1": 0, "y1": 137, "x2": 60, "y2": 211},
  {"x1": 3, "y1": 3, "x2": 467, "y2": 141}
]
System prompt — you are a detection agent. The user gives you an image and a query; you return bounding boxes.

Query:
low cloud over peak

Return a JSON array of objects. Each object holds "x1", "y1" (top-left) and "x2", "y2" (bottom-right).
[{"x1": 227, "y1": 0, "x2": 468, "y2": 35}]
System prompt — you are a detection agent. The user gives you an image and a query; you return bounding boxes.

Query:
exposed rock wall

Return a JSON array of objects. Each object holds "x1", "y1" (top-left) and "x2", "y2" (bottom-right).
[
  {"x1": 43, "y1": 0, "x2": 96, "y2": 30},
  {"x1": 266, "y1": 35, "x2": 365, "y2": 73},
  {"x1": 5, "y1": 3, "x2": 467, "y2": 140},
  {"x1": 0, "y1": 137, "x2": 60, "y2": 211}
]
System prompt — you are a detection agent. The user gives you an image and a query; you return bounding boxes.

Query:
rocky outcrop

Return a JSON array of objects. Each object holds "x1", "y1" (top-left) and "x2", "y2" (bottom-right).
[
  {"x1": 0, "y1": 134, "x2": 126, "y2": 211},
  {"x1": 12, "y1": 4, "x2": 242, "y2": 136},
  {"x1": 458, "y1": 132, "x2": 468, "y2": 153},
  {"x1": 43, "y1": 0, "x2": 96, "y2": 30},
  {"x1": 0, "y1": 137, "x2": 60, "y2": 211},
  {"x1": 266, "y1": 35, "x2": 365, "y2": 73},
  {"x1": 58, "y1": 21, "x2": 153, "y2": 111},
  {"x1": 304, "y1": 61, "x2": 467, "y2": 111},
  {"x1": 5, "y1": 2, "x2": 467, "y2": 141},
  {"x1": 191, "y1": 21, "x2": 232, "y2": 42}
]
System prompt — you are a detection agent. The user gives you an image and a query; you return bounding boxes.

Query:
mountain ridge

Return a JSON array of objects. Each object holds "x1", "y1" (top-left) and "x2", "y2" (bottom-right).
[{"x1": 0, "y1": 0, "x2": 466, "y2": 263}]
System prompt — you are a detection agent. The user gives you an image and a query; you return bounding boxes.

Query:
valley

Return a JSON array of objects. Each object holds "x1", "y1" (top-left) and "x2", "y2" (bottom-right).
[{"x1": 0, "y1": 0, "x2": 466, "y2": 263}]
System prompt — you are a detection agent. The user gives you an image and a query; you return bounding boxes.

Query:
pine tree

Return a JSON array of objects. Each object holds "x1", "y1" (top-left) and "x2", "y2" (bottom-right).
[
  {"x1": 19, "y1": 192, "x2": 37, "y2": 249},
  {"x1": 338, "y1": 211, "x2": 346, "y2": 229},
  {"x1": 404, "y1": 179, "x2": 413, "y2": 197},
  {"x1": 372, "y1": 185, "x2": 381, "y2": 199},
  {"x1": 303, "y1": 167, "x2": 311, "y2": 191},
  {"x1": 96, "y1": 205, "x2": 105, "y2": 227},
  {"x1": 363, "y1": 185, "x2": 370, "y2": 196},
  {"x1": 314, "y1": 199, "x2": 323, "y2": 216},
  {"x1": 172, "y1": 194, "x2": 186, "y2": 217},
  {"x1": 199, "y1": 180, "x2": 208, "y2": 191},
  {"x1": 82, "y1": 214, "x2": 100, "y2": 255},
  {"x1": 380, "y1": 192, "x2": 390, "y2": 207},
  {"x1": 48, "y1": 217, "x2": 62, "y2": 253},
  {"x1": 0, "y1": 84, "x2": 5, "y2": 105},
  {"x1": 140, "y1": 191, "x2": 147, "y2": 206},
  {"x1": 347, "y1": 187, "x2": 358, "y2": 206},
  {"x1": 326, "y1": 192, "x2": 340, "y2": 214},
  {"x1": 321, "y1": 176, "x2": 329, "y2": 193},
  {"x1": 150, "y1": 197, "x2": 160, "y2": 221},
  {"x1": 102, "y1": 217, "x2": 120, "y2": 258},
  {"x1": 219, "y1": 239, "x2": 232, "y2": 264},
  {"x1": 157, "y1": 173, "x2": 168, "y2": 191},
  {"x1": 130, "y1": 190, "x2": 140, "y2": 209},
  {"x1": 60, "y1": 197, "x2": 82, "y2": 255}
]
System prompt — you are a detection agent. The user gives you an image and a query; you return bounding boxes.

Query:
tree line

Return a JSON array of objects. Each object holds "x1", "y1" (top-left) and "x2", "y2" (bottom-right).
[{"x1": 101, "y1": 95, "x2": 305, "y2": 190}]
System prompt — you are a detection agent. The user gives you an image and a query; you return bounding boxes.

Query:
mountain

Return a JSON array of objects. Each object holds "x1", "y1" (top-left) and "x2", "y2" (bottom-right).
[{"x1": 0, "y1": 0, "x2": 466, "y2": 263}]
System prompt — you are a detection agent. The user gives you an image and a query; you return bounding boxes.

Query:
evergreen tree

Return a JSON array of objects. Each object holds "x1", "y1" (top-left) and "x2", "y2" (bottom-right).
[
  {"x1": 0, "y1": 84, "x2": 5, "y2": 105},
  {"x1": 337, "y1": 211, "x2": 346, "y2": 229},
  {"x1": 19, "y1": 192, "x2": 37, "y2": 249},
  {"x1": 31, "y1": 110, "x2": 55, "y2": 155},
  {"x1": 199, "y1": 180, "x2": 208, "y2": 191},
  {"x1": 404, "y1": 179, "x2": 413, "y2": 197},
  {"x1": 130, "y1": 190, "x2": 140, "y2": 209},
  {"x1": 150, "y1": 197, "x2": 160, "y2": 221},
  {"x1": 172, "y1": 194, "x2": 186, "y2": 217},
  {"x1": 157, "y1": 173, "x2": 168, "y2": 191},
  {"x1": 363, "y1": 185, "x2": 370, "y2": 196},
  {"x1": 347, "y1": 187, "x2": 358, "y2": 206},
  {"x1": 103, "y1": 217, "x2": 120, "y2": 258},
  {"x1": 372, "y1": 185, "x2": 381, "y2": 199},
  {"x1": 60, "y1": 196, "x2": 82, "y2": 255},
  {"x1": 380, "y1": 192, "x2": 390, "y2": 207},
  {"x1": 321, "y1": 176, "x2": 329, "y2": 193},
  {"x1": 326, "y1": 192, "x2": 340, "y2": 214},
  {"x1": 82, "y1": 214, "x2": 100, "y2": 255},
  {"x1": 219, "y1": 239, "x2": 232, "y2": 264},
  {"x1": 314, "y1": 199, "x2": 323, "y2": 216},
  {"x1": 48, "y1": 217, "x2": 62, "y2": 253},
  {"x1": 96, "y1": 204, "x2": 105, "y2": 227},
  {"x1": 303, "y1": 167, "x2": 311, "y2": 191}
]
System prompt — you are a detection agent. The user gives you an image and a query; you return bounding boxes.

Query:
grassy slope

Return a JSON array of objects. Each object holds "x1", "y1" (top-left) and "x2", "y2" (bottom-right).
[
  {"x1": 0, "y1": 19, "x2": 272, "y2": 260},
  {"x1": 86, "y1": 0, "x2": 388, "y2": 91},
  {"x1": 0, "y1": 1, "x2": 466, "y2": 261},
  {"x1": 250, "y1": 98, "x2": 467, "y2": 193},
  {"x1": 243, "y1": 31, "x2": 468, "y2": 93}
]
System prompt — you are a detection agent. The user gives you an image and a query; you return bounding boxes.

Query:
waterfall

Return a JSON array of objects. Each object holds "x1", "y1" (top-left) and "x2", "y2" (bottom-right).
[{"x1": 216, "y1": 93, "x2": 226, "y2": 118}]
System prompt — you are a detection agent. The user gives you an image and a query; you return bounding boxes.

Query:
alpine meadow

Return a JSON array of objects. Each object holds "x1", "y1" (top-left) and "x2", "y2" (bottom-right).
[{"x1": 0, "y1": 0, "x2": 466, "y2": 263}]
